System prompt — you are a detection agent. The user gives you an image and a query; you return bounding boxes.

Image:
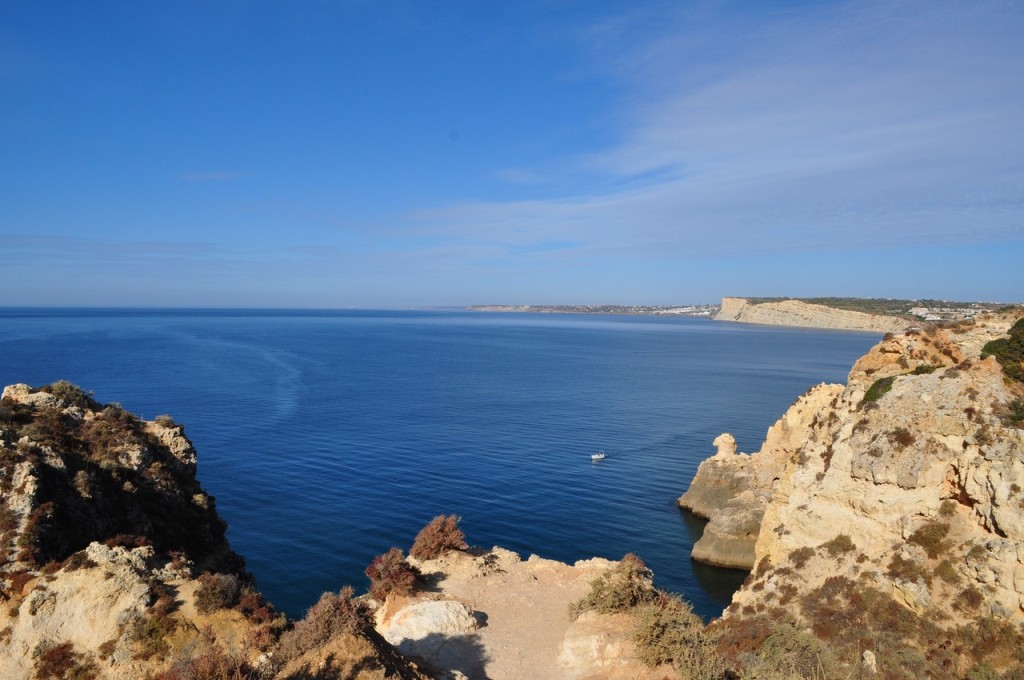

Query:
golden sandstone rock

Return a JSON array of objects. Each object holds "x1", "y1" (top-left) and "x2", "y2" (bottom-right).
[{"x1": 683, "y1": 309, "x2": 1024, "y2": 625}]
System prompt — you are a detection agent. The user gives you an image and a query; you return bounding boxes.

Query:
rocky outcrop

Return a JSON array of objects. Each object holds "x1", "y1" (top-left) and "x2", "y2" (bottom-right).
[
  {"x1": 678, "y1": 384, "x2": 844, "y2": 569},
  {"x1": 557, "y1": 610, "x2": 657, "y2": 680},
  {"x1": 0, "y1": 383, "x2": 238, "y2": 575},
  {"x1": 715, "y1": 297, "x2": 910, "y2": 333},
  {"x1": 0, "y1": 382, "x2": 424, "y2": 680},
  {"x1": 374, "y1": 548, "x2": 670, "y2": 680},
  {"x1": 685, "y1": 310, "x2": 1024, "y2": 629}
]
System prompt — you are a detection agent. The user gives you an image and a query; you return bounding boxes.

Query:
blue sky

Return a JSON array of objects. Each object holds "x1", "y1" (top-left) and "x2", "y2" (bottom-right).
[{"x1": 1, "y1": 1, "x2": 1022, "y2": 307}]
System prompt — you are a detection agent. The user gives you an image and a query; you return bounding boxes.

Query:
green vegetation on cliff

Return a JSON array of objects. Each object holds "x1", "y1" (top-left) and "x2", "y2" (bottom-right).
[
  {"x1": 742, "y1": 297, "x2": 1004, "y2": 319},
  {"x1": 982, "y1": 316, "x2": 1024, "y2": 426},
  {"x1": 982, "y1": 317, "x2": 1024, "y2": 384}
]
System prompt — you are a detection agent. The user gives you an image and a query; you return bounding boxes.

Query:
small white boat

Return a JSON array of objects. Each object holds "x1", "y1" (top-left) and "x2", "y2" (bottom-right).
[{"x1": 591, "y1": 451, "x2": 606, "y2": 461}]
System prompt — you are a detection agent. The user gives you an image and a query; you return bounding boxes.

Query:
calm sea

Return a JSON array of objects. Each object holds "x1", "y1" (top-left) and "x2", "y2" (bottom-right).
[{"x1": 0, "y1": 309, "x2": 880, "y2": 619}]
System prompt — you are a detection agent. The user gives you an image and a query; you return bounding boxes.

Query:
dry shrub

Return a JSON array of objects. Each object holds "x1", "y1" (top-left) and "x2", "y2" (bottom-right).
[
  {"x1": 194, "y1": 572, "x2": 241, "y2": 614},
  {"x1": 968, "y1": 663, "x2": 1001, "y2": 680},
  {"x1": 799, "y1": 576, "x2": 864, "y2": 640},
  {"x1": 131, "y1": 581, "x2": 179, "y2": 660},
  {"x1": 1005, "y1": 399, "x2": 1024, "y2": 427},
  {"x1": 788, "y1": 547, "x2": 815, "y2": 569},
  {"x1": 887, "y1": 553, "x2": 929, "y2": 584},
  {"x1": 17, "y1": 501, "x2": 56, "y2": 566},
  {"x1": 748, "y1": 622, "x2": 838, "y2": 679},
  {"x1": 955, "y1": 586, "x2": 985, "y2": 614},
  {"x1": 63, "y1": 552, "x2": 98, "y2": 572},
  {"x1": 714, "y1": 611, "x2": 788, "y2": 663},
  {"x1": 83, "y1": 405, "x2": 140, "y2": 462},
  {"x1": 934, "y1": 558, "x2": 962, "y2": 585},
  {"x1": 151, "y1": 631, "x2": 255, "y2": 680},
  {"x1": 633, "y1": 593, "x2": 727, "y2": 678},
  {"x1": 0, "y1": 504, "x2": 18, "y2": 533},
  {"x1": 961, "y1": 616, "x2": 1024, "y2": 667},
  {"x1": 409, "y1": 514, "x2": 467, "y2": 560},
  {"x1": 154, "y1": 414, "x2": 179, "y2": 428},
  {"x1": 132, "y1": 613, "x2": 176, "y2": 660},
  {"x1": 21, "y1": 408, "x2": 77, "y2": 451},
  {"x1": 103, "y1": 534, "x2": 150, "y2": 549},
  {"x1": 568, "y1": 553, "x2": 656, "y2": 621},
  {"x1": 820, "y1": 534, "x2": 855, "y2": 558},
  {"x1": 275, "y1": 586, "x2": 371, "y2": 664},
  {"x1": 235, "y1": 589, "x2": 278, "y2": 625},
  {"x1": 888, "y1": 427, "x2": 915, "y2": 449},
  {"x1": 365, "y1": 547, "x2": 420, "y2": 601},
  {"x1": 34, "y1": 641, "x2": 98, "y2": 680},
  {"x1": 908, "y1": 521, "x2": 951, "y2": 559},
  {"x1": 39, "y1": 381, "x2": 95, "y2": 410}
]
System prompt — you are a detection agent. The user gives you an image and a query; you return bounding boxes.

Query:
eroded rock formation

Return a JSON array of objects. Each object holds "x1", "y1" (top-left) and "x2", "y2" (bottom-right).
[
  {"x1": 678, "y1": 385, "x2": 844, "y2": 569},
  {"x1": 683, "y1": 310, "x2": 1024, "y2": 625}
]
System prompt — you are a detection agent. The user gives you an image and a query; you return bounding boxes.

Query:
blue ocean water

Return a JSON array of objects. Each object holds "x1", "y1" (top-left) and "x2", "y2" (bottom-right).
[{"x1": 0, "y1": 309, "x2": 880, "y2": 619}]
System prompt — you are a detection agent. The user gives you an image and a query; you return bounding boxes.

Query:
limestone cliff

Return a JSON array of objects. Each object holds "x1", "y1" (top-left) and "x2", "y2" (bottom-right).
[
  {"x1": 715, "y1": 296, "x2": 911, "y2": 333},
  {"x1": 745, "y1": 313, "x2": 1024, "y2": 616},
  {"x1": 683, "y1": 310, "x2": 1024, "y2": 676},
  {"x1": 678, "y1": 384, "x2": 844, "y2": 569},
  {"x1": 0, "y1": 382, "x2": 426, "y2": 680}
]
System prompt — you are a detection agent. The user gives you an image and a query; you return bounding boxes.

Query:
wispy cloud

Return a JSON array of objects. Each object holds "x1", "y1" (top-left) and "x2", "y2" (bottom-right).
[{"x1": 409, "y1": 0, "x2": 1024, "y2": 260}]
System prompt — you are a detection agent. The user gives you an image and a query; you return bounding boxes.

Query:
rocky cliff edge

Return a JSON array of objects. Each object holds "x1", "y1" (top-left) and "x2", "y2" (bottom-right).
[
  {"x1": 715, "y1": 297, "x2": 912, "y2": 333},
  {"x1": 681, "y1": 309, "x2": 1024, "y2": 676},
  {"x1": 0, "y1": 382, "x2": 428, "y2": 680}
]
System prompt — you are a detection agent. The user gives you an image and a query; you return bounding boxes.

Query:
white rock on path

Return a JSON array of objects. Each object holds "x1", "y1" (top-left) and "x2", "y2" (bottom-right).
[{"x1": 380, "y1": 599, "x2": 481, "y2": 665}]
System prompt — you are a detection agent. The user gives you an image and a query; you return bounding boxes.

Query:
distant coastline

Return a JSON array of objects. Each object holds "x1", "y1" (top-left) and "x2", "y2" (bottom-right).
[
  {"x1": 470, "y1": 297, "x2": 1013, "y2": 332},
  {"x1": 467, "y1": 304, "x2": 719, "y2": 317}
]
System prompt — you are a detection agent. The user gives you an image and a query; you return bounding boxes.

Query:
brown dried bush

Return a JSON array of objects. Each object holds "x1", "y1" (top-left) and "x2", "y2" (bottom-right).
[
  {"x1": 150, "y1": 632, "x2": 254, "y2": 680},
  {"x1": 365, "y1": 547, "x2": 420, "y2": 601},
  {"x1": 34, "y1": 641, "x2": 97, "y2": 680},
  {"x1": 820, "y1": 534, "x2": 855, "y2": 558},
  {"x1": 888, "y1": 427, "x2": 915, "y2": 448},
  {"x1": 410, "y1": 514, "x2": 467, "y2": 560},
  {"x1": 568, "y1": 553, "x2": 656, "y2": 621},
  {"x1": 908, "y1": 521, "x2": 951, "y2": 559},
  {"x1": 275, "y1": 586, "x2": 371, "y2": 664},
  {"x1": 194, "y1": 572, "x2": 241, "y2": 614},
  {"x1": 633, "y1": 592, "x2": 726, "y2": 677},
  {"x1": 788, "y1": 547, "x2": 815, "y2": 569}
]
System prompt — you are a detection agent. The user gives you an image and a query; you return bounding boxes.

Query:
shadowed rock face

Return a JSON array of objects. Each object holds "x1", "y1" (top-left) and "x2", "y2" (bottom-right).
[
  {"x1": 0, "y1": 382, "x2": 428, "y2": 680},
  {"x1": 0, "y1": 383, "x2": 256, "y2": 679},
  {"x1": 0, "y1": 383, "x2": 242, "y2": 575},
  {"x1": 682, "y1": 310, "x2": 1024, "y2": 625}
]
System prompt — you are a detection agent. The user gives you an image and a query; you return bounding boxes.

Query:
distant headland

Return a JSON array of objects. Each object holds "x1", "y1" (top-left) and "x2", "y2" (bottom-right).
[
  {"x1": 470, "y1": 297, "x2": 1013, "y2": 333},
  {"x1": 467, "y1": 303, "x2": 718, "y2": 316}
]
